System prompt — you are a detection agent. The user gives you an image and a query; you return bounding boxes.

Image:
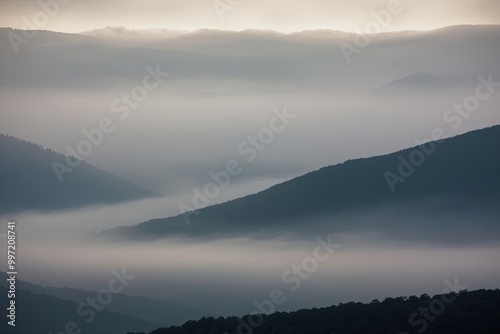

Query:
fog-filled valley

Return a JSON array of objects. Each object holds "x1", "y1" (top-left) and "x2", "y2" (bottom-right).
[{"x1": 1, "y1": 15, "x2": 500, "y2": 334}]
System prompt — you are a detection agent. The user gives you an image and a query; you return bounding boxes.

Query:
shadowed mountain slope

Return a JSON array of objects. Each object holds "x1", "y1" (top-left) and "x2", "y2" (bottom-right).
[
  {"x1": 105, "y1": 126, "x2": 500, "y2": 241},
  {"x1": 0, "y1": 133, "x2": 158, "y2": 214}
]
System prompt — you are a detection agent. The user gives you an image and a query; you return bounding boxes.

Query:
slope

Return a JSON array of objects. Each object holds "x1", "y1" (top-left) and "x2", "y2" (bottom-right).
[
  {"x1": 0, "y1": 133, "x2": 158, "y2": 214},
  {"x1": 0, "y1": 286, "x2": 159, "y2": 334},
  {"x1": 0, "y1": 271, "x2": 212, "y2": 327},
  {"x1": 106, "y1": 126, "x2": 500, "y2": 241}
]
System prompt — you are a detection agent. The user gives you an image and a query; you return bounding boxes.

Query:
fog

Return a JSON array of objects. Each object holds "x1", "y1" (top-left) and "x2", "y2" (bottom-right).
[
  {"x1": 1, "y1": 196, "x2": 499, "y2": 315},
  {"x1": 1, "y1": 27, "x2": 500, "y2": 195},
  {"x1": 1, "y1": 26, "x2": 500, "y2": 318},
  {"x1": 2, "y1": 88, "x2": 499, "y2": 195}
]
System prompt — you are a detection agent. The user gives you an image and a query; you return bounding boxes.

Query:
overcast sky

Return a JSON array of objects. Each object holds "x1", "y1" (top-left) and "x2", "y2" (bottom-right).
[{"x1": 1, "y1": 0, "x2": 500, "y2": 33}]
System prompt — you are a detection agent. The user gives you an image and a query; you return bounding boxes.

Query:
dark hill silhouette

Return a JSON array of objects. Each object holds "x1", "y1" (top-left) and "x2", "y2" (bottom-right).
[
  {"x1": 0, "y1": 133, "x2": 158, "y2": 214},
  {"x1": 140, "y1": 289, "x2": 500, "y2": 334},
  {"x1": 105, "y1": 126, "x2": 500, "y2": 241}
]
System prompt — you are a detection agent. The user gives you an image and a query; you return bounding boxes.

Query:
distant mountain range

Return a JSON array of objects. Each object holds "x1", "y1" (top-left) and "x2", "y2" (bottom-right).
[
  {"x1": 374, "y1": 72, "x2": 459, "y2": 94},
  {"x1": 0, "y1": 271, "x2": 211, "y2": 330},
  {"x1": 0, "y1": 134, "x2": 158, "y2": 214},
  {"x1": 0, "y1": 286, "x2": 158, "y2": 334},
  {"x1": 104, "y1": 126, "x2": 500, "y2": 242},
  {"x1": 1, "y1": 25, "x2": 499, "y2": 91}
]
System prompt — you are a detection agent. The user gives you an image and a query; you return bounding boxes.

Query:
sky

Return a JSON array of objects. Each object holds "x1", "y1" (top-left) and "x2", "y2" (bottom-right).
[{"x1": 1, "y1": 0, "x2": 500, "y2": 33}]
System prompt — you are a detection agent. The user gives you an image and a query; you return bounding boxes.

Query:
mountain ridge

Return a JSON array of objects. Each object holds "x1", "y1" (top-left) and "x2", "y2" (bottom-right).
[
  {"x1": 102, "y1": 125, "x2": 500, "y2": 241},
  {"x1": 0, "y1": 271, "x2": 212, "y2": 327},
  {"x1": 139, "y1": 288, "x2": 500, "y2": 334},
  {"x1": 0, "y1": 133, "x2": 159, "y2": 214},
  {"x1": 0, "y1": 286, "x2": 159, "y2": 334}
]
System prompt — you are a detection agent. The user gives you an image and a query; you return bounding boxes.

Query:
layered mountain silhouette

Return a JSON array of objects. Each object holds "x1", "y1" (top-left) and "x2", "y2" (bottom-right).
[
  {"x1": 105, "y1": 126, "x2": 500, "y2": 242},
  {"x1": 0, "y1": 286, "x2": 158, "y2": 334},
  {"x1": 0, "y1": 134, "x2": 158, "y2": 214},
  {"x1": 0, "y1": 271, "x2": 211, "y2": 327},
  {"x1": 1, "y1": 26, "x2": 499, "y2": 91}
]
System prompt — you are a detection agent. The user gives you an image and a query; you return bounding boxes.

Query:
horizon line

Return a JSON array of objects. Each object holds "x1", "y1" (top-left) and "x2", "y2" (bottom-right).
[{"x1": 1, "y1": 23, "x2": 499, "y2": 37}]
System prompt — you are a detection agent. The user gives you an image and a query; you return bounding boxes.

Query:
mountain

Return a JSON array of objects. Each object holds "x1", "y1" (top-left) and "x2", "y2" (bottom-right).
[
  {"x1": 1, "y1": 25, "x2": 499, "y2": 91},
  {"x1": 141, "y1": 289, "x2": 500, "y2": 334},
  {"x1": 0, "y1": 286, "x2": 159, "y2": 334},
  {"x1": 104, "y1": 126, "x2": 500, "y2": 242},
  {"x1": 0, "y1": 271, "x2": 212, "y2": 327},
  {"x1": 374, "y1": 72, "x2": 459, "y2": 94},
  {"x1": 0, "y1": 134, "x2": 158, "y2": 214}
]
